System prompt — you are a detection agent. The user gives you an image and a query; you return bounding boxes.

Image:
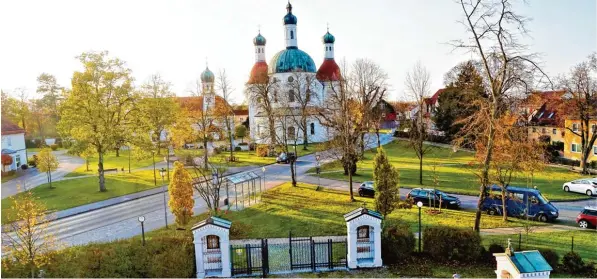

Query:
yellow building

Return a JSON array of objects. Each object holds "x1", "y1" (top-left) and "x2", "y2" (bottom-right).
[
  {"x1": 527, "y1": 126, "x2": 565, "y2": 143},
  {"x1": 563, "y1": 119, "x2": 597, "y2": 161}
]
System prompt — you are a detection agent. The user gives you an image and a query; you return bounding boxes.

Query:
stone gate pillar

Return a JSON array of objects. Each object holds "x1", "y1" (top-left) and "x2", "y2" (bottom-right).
[
  {"x1": 191, "y1": 216, "x2": 232, "y2": 278},
  {"x1": 344, "y1": 207, "x2": 383, "y2": 269}
]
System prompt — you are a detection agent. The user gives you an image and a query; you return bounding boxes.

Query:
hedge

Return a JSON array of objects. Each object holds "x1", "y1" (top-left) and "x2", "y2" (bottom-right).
[{"x1": 422, "y1": 226, "x2": 483, "y2": 262}]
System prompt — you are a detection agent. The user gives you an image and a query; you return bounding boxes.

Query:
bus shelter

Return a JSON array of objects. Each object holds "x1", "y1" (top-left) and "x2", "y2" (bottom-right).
[{"x1": 225, "y1": 171, "x2": 262, "y2": 210}]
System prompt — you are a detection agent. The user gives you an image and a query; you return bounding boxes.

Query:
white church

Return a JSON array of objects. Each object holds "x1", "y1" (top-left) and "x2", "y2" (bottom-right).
[{"x1": 246, "y1": 2, "x2": 341, "y2": 145}]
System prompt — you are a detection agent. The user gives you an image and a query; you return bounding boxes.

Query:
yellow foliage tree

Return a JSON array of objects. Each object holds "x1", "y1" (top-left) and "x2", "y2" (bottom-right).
[
  {"x1": 2, "y1": 187, "x2": 57, "y2": 277},
  {"x1": 168, "y1": 161, "x2": 194, "y2": 226},
  {"x1": 36, "y1": 148, "x2": 59, "y2": 188}
]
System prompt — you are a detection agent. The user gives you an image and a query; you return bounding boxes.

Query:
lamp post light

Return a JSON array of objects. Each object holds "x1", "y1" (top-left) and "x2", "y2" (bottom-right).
[
  {"x1": 417, "y1": 201, "x2": 423, "y2": 252},
  {"x1": 138, "y1": 216, "x2": 146, "y2": 246},
  {"x1": 159, "y1": 168, "x2": 168, "y2": 229}
]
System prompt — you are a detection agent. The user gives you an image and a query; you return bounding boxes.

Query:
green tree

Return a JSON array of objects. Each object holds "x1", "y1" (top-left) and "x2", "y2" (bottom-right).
[
  {"x1": 434, "y1": 61, "x2": 486, "y2": 141},
  {"x1": 37, "y1": 148, "x2": 59, "y2": 188},
  {"x1": 58, "y1": 51, "x2": 137, "y2": 192},
  {"x1": 373, "y1": 147, "x2": 400, "y2": 219},
  {"x1": 138, "y1": 73, "x2": 179, "y2": 155},
  {"x1": 234, "y1": 125, "x2": 247, "y2": 143},
  {"x1": 169, "y1": 161, "x2": 194, "y2": 226},
  {"x1": 36, "y1": 73, "x2": 63, "y2": 134}
]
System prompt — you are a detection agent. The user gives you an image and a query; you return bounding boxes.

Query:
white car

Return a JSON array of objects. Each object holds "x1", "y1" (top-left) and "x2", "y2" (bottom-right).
[{"x1": 563, "y1": 178, "x2": 597, "y2": 196}]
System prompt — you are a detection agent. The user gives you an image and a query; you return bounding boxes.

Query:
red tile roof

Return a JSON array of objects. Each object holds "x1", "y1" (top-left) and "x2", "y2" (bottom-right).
[
  {"x1": 316, "y1": 59, "x2": 341, "y2": 82},
  {"x1": 1, "y1": 119, "x2": 25, "y2": 135},
  {"x1": 248, "y1": 62, "x2": 269, "y2": 84}
]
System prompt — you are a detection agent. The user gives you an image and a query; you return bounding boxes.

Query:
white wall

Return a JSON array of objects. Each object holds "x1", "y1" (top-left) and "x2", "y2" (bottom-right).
[{"x1": 1, "y1": 133, "x2": 27, "y2": 171}]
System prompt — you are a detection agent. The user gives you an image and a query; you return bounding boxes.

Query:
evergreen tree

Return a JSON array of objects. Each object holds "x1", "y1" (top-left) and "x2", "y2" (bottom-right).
[
  {"x1": 168, "y1": 161, "x2": 194, "y2": 226},
  {"x1": 373, "y1": 147, "x2": 400, "y2": 219}
]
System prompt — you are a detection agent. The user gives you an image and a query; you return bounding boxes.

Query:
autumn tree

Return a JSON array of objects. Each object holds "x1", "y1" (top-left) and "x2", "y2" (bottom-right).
[
  {"x1": 37, "y1": 148, "x2": 59, "y2": 188},
  {"x1": 373, "y1": 147, "x2": 400, "y2": 219},
  {"x1": 405, "y1": 61, "x2": 433, "y2": 185},
  {"x1": 451, "y1": 0, "x2": 551, "y2": 231},
  {"x1": 36, "y1": 73, "x2": 63, "y2": 137},
  {"x1": 2, "y1": 188, "x2": 57, "y2": 278},
  {"x1": 560, "y1": 53, "x2": 597, "y2": 174},
  {"x1": 168, "y1": 161, "x2": 194, "y2": 226},
  {"x1": 2, "y1": 154, "x2": 13, "y2": 172},
  {"x1": 215, "y1": 69, "x2": 237, "y2": 161},
  {"x1": 245, "y1": 70, "x2": 280, "y2": 153},
  {"x1": 235, "y1": 125, "x2": 247, "y2": 143},
  {"x1": 138, "y1": 73, "x2": 179, "y2": 156},
  {"x1": 58, "y1": 51, "x2": 137, "y2": 192},
  {"x1": 288, "y1": 72, "x2": 319, "y2": 150}
]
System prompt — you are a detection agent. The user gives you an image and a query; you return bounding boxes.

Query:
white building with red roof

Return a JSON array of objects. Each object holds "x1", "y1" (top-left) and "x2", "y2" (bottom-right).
[{"x1": 1, "y1": 119, "x2": 27, "y2": 171}]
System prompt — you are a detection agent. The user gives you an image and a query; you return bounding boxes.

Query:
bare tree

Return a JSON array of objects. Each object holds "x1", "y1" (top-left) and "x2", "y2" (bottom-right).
[
  {"x1": 451, "y1": 0, "x2": 551, "y2": 232},
  {"x1": 190, "y1": 161, "x2": 229, "y2": 214},
  {"x1": 560, "y1": 53, "x2": 597, "y2": 174},
  {"x1": 216, "y1": 69, "x2": 237, "y2": 162},
  {"x1": 288, "y1": 72, "x2": 319, "y2": 150},
  {"x1": 405, "y1": 61, "x2": 434, "y2": 185},
  {"x1": 273, "y1": 95, "x2": 299, "y2": 187},
  {"x1": 245, "y1": 72, "x2": 280, "y2": 154}
]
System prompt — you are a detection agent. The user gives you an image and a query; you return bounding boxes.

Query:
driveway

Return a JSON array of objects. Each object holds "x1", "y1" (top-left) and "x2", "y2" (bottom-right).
[{"x1": 1, "y1": 150, "x2": 84, "y2": 198}]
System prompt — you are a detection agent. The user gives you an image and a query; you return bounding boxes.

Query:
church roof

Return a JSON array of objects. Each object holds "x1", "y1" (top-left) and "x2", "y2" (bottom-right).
[
  {"x1": 269, "y1": 48, "x2": 316, "y2": 74},
  {"x1": 510, "y1": 251, "x2": 553, "y2": 273},
  {"x1": 343, "y1": 207, "x2": 383, "y2": 222},
  {"x1": 248, "y1": 61, "x2": 269, "y2": 84},
  {"x1": 316, "y1": 59, "x2": 341, "y2": 81}
]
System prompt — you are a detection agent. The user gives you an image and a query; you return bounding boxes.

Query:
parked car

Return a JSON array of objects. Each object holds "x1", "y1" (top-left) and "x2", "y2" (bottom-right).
[
  {"x1": 482, "y1": 185, "x2": 559, "y2": 222},
  {"x1": 358, "y1": 181, "x2": 375, "y2": 197},
  {"x1": 406, "y1": 188, "x2": 461, "y2": 209},
  {"x1": 276, "y1": 152, "x2": 296, "y2": 164},
  {"x1": 576, "y1": 206, "x2": 597, "y2": 229},
  {"x1": 563, "y1": 178, "x2": 597, "y2": 196}
]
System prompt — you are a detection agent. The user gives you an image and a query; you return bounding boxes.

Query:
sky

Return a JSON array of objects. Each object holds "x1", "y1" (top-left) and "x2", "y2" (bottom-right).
[{"x1": 0, "y1": 0, "x2": 595, "y2": 104}]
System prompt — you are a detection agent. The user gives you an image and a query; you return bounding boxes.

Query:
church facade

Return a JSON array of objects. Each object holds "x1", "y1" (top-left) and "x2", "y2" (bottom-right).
[{"x1": 246, "y1": 2, "x2": 341, "y2": 145}]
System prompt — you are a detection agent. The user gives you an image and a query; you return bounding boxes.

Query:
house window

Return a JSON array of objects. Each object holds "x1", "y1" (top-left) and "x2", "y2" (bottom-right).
[
  {"x1": 572, "y1": 143, "x2": 580, "y2": 153},
  {"x1": 310, "y1": 123, "x2": 315, "y2": 135},
  {"x1": 287, "y1": 126, "x2": 296, "y2": 140},
  {"x1": 206, "y1": 235, "x2": 220, "y2": 249},
  {"x1": 288, "y1": 90, "x2": 295, "y2": 102},
  {"x1": 15, "y1": 154, "x2": 20, "y2": 167},
  {"x1": 357, "y1": 226, "x2": 369, "y2": 240},
  {"x1": 594, "y1": 146, "x2": 597, "y2": 155},
  {"x1": 290, "y1": 30, "x2": 294, "y2": 39},
  {"x1": 273, "y1": 90, "x2": 278, "y2": 103},
  {"x1": 573, "y1": 123, "x2": 579, "y2": 132},
  {"x1": 552, "y1": 128, "x2": 557, "y2": 135}
]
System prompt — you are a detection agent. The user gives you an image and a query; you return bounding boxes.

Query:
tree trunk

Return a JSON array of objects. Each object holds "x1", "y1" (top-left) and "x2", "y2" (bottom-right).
[
  {"x1": 98, "y1": 152, "x2": 106, "y2": 192},
  {"x1": 115, "y1": 148, "x2": 120, "y2": 157},
  {"x1": 360, "y1": 133, "x2": 365, "y2": 157},
  {"x1": 376, "y1": 129, "x2": 380, "y2": 147},
  {"x1": 290, "y1": 161, "x2": 296, "y2": 187},
  {"x1": 303, "y1": 125, "x2": 308, "y2": 151},
  {"x1": 49, "y1": 171, "x2": 52, "y2": 188},
  {"x1": 348, "y1": 164, "x2": 355, "y2": 202},
  {"x1": 203, "y1": 137, "x2": 208, "y2": 169},
  {"x1": 581, "y1": 149, "x2": 590, "y2": 174},
  {"x1": 152, "y1": 152, "x2": 157, "y2": 186},
  {"x1": 474, "y1": 112, "x2": 496, "y2": 232},
  {"x1": 501, "y1": 187, "x2": 508, "y2": 221},
  {"x1": 156, "y1": 140, "x2": 161, "y2": 155},
  {"x1": 419, "y1": 152, "x2": 423, "y2": 185}
]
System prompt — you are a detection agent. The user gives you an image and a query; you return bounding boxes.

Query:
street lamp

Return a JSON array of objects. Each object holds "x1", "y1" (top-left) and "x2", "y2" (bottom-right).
[
  {"x1": 138, "y1": 216, "x2": 146, "y2": 246},
  {"x1": 159, "y1": 168, "x2": 168, "y2": 229},
  {"x1": 417, "y1": 201, "x2": 423, "y2": 252},
  {"x1": 315, "y1": 154, "x2": 321, "y2": 190}
]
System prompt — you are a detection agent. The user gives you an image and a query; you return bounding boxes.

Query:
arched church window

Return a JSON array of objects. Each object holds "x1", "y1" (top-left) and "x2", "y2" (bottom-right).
[
  {"x1": 290, "y1": 30, "x2": 294, "y2": 39},
  {"x1": 273, "y1": 90, "x2": 278, "y2": 103},
  {"x1": 288, "y1": 90, "x2": 295, "y2": 102},
  {"x1": 310, "y1": 123, "x2": 315, "y2": 135},
  {"x1": 306, "y1": 88, "x2": 311, "y2": 102},
  {"x1": 288, "y1": 126, "x2": 296, "y2": 140}
]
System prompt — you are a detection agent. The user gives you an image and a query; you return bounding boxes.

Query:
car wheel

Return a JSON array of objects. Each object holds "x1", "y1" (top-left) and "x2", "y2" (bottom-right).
[
  {"x1": 358, "y1": 191, "x2": 363, "y2": 197},
  {"x1": 488, "y1": 208, "x2": 497, "y2": 216},
  {"x1": 587, "y1": 190, "x2": 594, "y2": 196},
  {"x1": 537, "y1": 214, "x2": 548, "y2": 222},
  {"x1": 564, "y1": 186, "x2": 570, "y2": 192},
  {"x1": 579, "y1": 220, "x2": 589, "y2": 229}
]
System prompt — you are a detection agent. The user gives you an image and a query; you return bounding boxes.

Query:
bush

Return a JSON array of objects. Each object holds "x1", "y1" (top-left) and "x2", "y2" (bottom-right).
[
  {"x1": 488, "y1": 243, "x2": 505, "y2": 254},
  {"x1": 256, "y1": 145, "x2": 268, "y2": 157},
  {"x1": 20, "y1": 164, "x2": 28, "y2": 170},
  {"x1": 539, "y1": 249, "x2": 559, "y2": 270},
  {"x1": 591, "y1": 161, "x2": 597, "y2": 169},
  {"x1": 28, "y1": 156, "x2": 38, "y2": 167},
  {"x1": 382, "y1": 222, "x2": 416, "y2": 264},
  {"x1": 234, "y1": 146, "x2": 242, "y2": 151},
  {"x1": 49, "y1": 144, "x2": 58, "y2": 151},
  {"x1": 396, "y1": 197, "x2": 413, "y2": 209},
  {"x1": 423, "y1": 226, "x2": 482, "y2": 262},
  {"x1": 562, "y1": 251, "x2": 585, "y2": 274}
]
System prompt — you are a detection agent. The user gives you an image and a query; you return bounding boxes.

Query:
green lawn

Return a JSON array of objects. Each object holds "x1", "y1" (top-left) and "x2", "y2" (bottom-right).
[
  {"x1": 1, "y1": 170, "x2": 163, "y2": 224},
  {"x1": 309, "y1": 141, "x2": 592, "y2": 201},
  {"x1": 65, "y1": 150, "x2": 155, "y2": 177},
  {"x1": 26, "y1": 147, "x2": 64, "y2": 152}
]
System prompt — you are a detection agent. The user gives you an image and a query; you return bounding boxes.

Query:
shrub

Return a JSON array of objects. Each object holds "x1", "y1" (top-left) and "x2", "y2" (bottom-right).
[
  {"x1": 50, "y1": 144, "x2": 59, "y2": 151},
  {"x1": 256, "y1": 145, "x2": 268, "y2": 157},
  {"x1": 1, "y1": 154, "x2": 13, "y2": 168},
  {"x1": 562, "y1": 251, "x2": 585, "y2": 274},
  {"x1": 20, "y1": 164, "x2": 28, "y2": 170},
  {"x1": 397, "y1": 197, "x2": 413, "y2": 209},
  {"x1": 382, "y1": 222, "x2": 416, "y2": 264},
  {"x1": 487, "y1": 243, "x2": 505, "y2": 254},
  {"x1": 234, "y1": 146, "x2": 242, "y2": 151},
  {"x1": 539, "y1": 249, "x2": 559, "y2": 270},
  {"x1": 28, "y1": 156, "x2": 38, "y2": 167},
  {"x1": 423, "y1": 226, "x2": 482, "y2": 262},
  {"x1": 591, "y1": 160, "x2": 597, "y2": 169}
]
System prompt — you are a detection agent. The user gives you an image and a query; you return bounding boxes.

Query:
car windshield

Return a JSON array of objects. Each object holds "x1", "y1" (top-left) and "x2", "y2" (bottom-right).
[{"x1": 537, "y1": 193, "x2": 550, "y2": 204}]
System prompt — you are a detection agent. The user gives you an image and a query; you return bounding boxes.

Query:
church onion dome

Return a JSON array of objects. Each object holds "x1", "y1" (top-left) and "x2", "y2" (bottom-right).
[
  {"x1": 269, "y1": 48, "x2": 316, "y2": 74},
  {"x1": 316, "y1": 59, "x2": 341, "y2": 82},
  {"x1": 200, "y1": 67, "x2": 215, "y2": 83},
  {"x1": 322, "y1": 31, "x2": 335, "y2": 44},
  {"x1": 253, "y1": 33, "x2": 266, "y2": 46},
  {"x1": 283, "y1": 2, "x2": 297, "y2": 25},
  {"x1": 248, "y1": 61, "x2": 269, "y2": 84}
]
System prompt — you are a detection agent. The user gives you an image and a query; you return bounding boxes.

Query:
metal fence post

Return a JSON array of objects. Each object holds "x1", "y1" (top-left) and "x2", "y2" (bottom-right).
[
  {"x1": 310, "y1": 236, "x2": 315, "y2": 271},
  {"x1": 345, "y1": 239, "x2": 348, "y2": 268},
  {"x1": 289, "y1": 231, "x2": 293, "y2": 271},
  {"x1": 571, "y1": 236, "x2": 574, "y2": 252},
  {"x1": 518, "y1": 233, "x2": 522, "y2": 250},
  {"x1": 328, "y1": 239, "x2": 333, "y2": 270},
  {"x1": 246, "y1": 244, "x2": 252, "y2": 275}
]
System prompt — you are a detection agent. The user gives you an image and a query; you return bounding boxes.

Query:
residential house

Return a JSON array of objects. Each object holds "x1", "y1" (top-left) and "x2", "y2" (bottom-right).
[
  {"x1": 1, "y1": 119, "x2": 27, "y2": 171},
  {"x1": 422, "y1": 88, "x2": 445, "y2": 135},
  {"x1": 563, "y1": 119, "x2": 597, "y2": 162},
  {"x1": 376, "y1": 100, "x2": 397, "y2": 129},
  {"x1": 521, "y1": 90, "x2": 568, "y2": 144}
]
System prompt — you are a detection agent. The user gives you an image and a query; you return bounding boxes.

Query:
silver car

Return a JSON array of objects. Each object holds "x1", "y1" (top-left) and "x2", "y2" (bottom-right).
[{"x1": 563, "y1": 178, "x2": 597, "y2": 196}]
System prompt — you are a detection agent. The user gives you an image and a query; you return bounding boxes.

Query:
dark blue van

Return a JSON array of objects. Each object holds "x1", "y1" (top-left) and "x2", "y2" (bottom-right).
[{"x1": 481, "y1": 185, "x2": 559, "y2": 222}]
